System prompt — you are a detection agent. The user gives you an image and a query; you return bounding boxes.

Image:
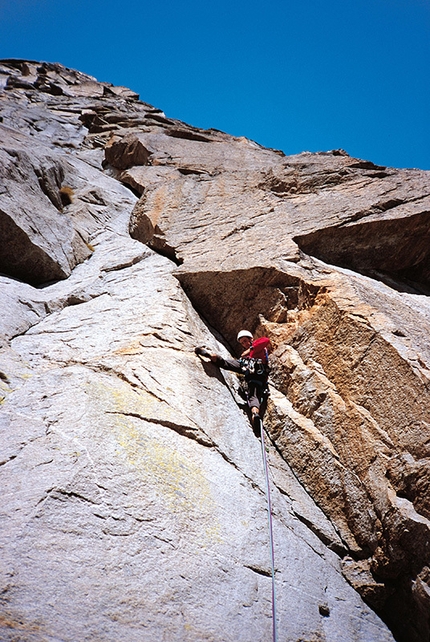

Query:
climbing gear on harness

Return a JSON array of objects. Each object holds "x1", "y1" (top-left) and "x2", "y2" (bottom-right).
[
  {"x1": 237, "y1": 329, "x2": 253, "y2": 341},
  {"x1": 238, "y1": 358, "x2": 270, "y2": 412},
  {"x1": 239, "y1": 357, "x2": 268, "y2": 377},
  {"x1": 257, "y1": 415, "x2": 278, "y2": 642}
]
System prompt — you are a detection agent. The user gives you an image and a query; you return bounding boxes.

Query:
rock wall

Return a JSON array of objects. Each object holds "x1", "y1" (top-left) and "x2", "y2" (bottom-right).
[{"x1": 1, "y1": 59, "x2": 429, "y2": 641}]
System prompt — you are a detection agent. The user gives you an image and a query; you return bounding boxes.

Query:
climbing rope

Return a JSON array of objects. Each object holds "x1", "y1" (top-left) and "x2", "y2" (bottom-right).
[{"x1": 259, "y1": 418, "x2": 278, "y2": 642}]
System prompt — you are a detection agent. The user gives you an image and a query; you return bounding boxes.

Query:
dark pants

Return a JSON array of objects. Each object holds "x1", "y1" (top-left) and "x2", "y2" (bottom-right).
[
  {"x1": 216, "y1": 357, "x2": 268, "y2": 412},
  {"x1": 246, "y1": 380, "x2": 268, "y2": 411}
]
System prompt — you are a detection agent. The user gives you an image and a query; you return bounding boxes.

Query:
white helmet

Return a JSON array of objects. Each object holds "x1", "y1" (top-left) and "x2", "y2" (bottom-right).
[{"x1": 237, "y1": 330, "x2": 253, "y2": 341}]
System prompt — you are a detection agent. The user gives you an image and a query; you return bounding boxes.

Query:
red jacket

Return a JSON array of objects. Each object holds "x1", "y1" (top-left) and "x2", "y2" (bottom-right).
[{"x1": 249, "y1": 337, "x2": 270, "y2": 364}]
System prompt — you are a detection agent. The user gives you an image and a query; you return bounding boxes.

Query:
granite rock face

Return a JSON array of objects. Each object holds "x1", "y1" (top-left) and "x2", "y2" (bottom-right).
[{"x1": 1, "y1": 60, "x2": 429, "y2": 642}]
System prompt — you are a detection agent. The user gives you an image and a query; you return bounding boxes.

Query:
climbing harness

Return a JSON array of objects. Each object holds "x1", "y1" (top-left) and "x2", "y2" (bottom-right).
[
  {"x1": 238, "y1": 357, "x2": 268, "y2": 377},
  {"x1": 257, "y1": 416, "x2": 278, "y2": 642},
  {"x1": 239, "y1": 358, "x2": 270, "y2": 399}
]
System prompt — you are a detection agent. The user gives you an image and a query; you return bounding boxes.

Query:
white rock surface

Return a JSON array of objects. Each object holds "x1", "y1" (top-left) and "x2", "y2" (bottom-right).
[
  {"x1": 3, "y1": 58, "x2": 429, "y2": 641},
  {"x1": 1, "y1": 239, "x2": 392, "y2": 641}
]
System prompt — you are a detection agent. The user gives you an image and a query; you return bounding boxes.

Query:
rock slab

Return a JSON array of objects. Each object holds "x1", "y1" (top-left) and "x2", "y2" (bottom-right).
[{"x1": 2, "y1": 58, "x2": 429, "y2": 641}]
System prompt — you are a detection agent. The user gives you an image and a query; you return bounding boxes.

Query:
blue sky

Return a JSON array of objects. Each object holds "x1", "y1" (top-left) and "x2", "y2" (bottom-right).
[{"x1": 1, "y1": 0, "x2": 429, "y2": 169}]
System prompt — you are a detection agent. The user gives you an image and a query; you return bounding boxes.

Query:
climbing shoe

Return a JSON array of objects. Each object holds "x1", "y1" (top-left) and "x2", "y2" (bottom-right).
[
  {"x1": 251, "y1": 411, "x2": 261, "y2": 426},
  {"x1": 195, "y1": 346, "x2": 212, "y2": 358}
]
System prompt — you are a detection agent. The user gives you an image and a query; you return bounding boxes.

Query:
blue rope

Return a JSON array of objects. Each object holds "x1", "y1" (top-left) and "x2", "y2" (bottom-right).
[{"x1": 260, "y1": 419, "x2": 278, "y2": 642}]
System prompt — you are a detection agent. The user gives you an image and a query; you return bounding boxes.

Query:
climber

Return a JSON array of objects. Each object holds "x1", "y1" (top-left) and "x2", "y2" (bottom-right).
[{"x1": 195, "y1": 330, "x2": 271, "y2": 425}]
